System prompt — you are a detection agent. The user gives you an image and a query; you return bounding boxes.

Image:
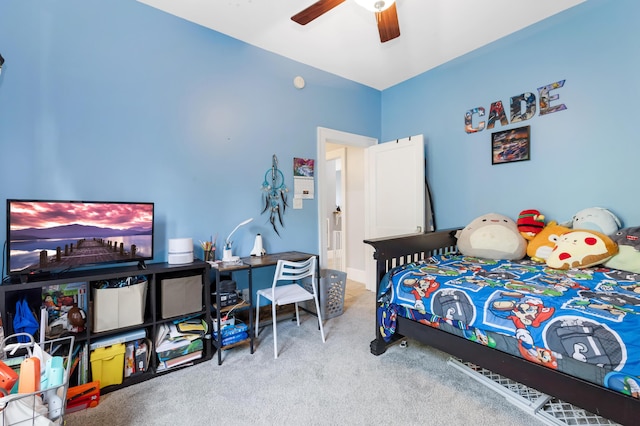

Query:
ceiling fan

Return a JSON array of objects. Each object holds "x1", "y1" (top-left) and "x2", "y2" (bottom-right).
[{"x1": 291, "y1": 0, "x2": 400, "y2": 43}]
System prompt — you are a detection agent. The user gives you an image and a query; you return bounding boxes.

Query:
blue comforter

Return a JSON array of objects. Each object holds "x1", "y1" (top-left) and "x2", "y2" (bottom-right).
[{"x1": 378, "y1": 254, "x2": 640, "y2": 398}]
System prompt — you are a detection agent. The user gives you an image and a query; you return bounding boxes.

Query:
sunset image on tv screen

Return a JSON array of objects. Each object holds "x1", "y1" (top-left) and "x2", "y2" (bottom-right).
[{"x1": 8, "y1": 200, "x2": 154, "y2": 273}]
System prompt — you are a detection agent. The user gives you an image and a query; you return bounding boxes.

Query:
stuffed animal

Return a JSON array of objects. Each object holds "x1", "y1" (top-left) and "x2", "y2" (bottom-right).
[
  {"x1": 603, "y1": 226, "x2": 640, "y2": 273},
  {"x1": 517, "y1": 209, "x2": 545, "y2": 240},
  {"x1": 546, "y1": 229, "x2": 618, "y2": 270},
  {"x1": 67, "y1": 307, "x2": 87, "y2": 333},
  {"x1": 526, "y1": 221, "x2": 571, "y2": 262},
  {"x1": 455, "y1": 213, "x2": 527, "y2": 260},
  {"x1": 568, "y1": 207, "x2": 622, "y2": 236}
]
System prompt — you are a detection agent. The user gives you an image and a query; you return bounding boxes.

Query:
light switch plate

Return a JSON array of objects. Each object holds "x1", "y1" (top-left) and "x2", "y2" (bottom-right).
[{"x1": 293, "y1": 198, "x2": 303, "y2": 209}]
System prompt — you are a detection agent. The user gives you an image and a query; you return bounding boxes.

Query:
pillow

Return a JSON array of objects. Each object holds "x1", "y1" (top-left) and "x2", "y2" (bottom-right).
[
  {"x1": 603, "y1": 226, "x2": 640, "y2": 273},
  {"x1": 455, "y1": 213, "x2": 526, "y2": 260},
  {"x1": 546, "y1": 229, "x2": 618, "y2": 270},
  {"x1": 526, "y1": 221, "x2": 570, "y2": 262},
  {"x1": 570, "y1": 207, "x2": 622, "y2": 236}
]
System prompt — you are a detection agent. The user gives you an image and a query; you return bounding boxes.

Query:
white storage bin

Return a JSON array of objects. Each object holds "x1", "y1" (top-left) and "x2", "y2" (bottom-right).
[{"x1": 93, "y1": 279, "x2": 147, "y2": 332}]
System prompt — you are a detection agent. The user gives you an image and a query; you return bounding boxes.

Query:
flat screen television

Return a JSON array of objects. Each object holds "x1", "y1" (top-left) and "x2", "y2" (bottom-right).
[{"x1": 6, "y1": 200, "x2": 154, "y2": 278}]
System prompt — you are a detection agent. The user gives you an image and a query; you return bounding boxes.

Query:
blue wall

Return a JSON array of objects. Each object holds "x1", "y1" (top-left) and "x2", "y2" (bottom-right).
[
  {"x1": 382, "y1": 0, "x2": 640, "y2": 229},
  {"x1": 0, "y1": 0, "x2": 380, "y2": 271},
  {"x1": 1, "y1": 0, "x2": 638, "y2": 279}
]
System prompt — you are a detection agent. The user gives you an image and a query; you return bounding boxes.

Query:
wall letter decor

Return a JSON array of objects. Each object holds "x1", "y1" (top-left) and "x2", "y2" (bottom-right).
[
  {"x1": 464, "y1": 107, "x2": 486, "y2": 133},
  {"x1": 487, "y1": 101, "x2": 509, "y2": 130},
  {"x1": 464, "y1": 79, "x2": 567, "y2": 133},
  {"x1": 538, "y1": 80, "x2": 567, "y2": 115},
  {"x1": 509, "y1": 92, "x2": 536, "y2": 123}
]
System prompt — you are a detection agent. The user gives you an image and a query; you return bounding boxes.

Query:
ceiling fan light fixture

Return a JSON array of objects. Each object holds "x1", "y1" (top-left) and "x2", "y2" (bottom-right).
[{"x1": 354, "y1": 0, "x2": 395, "y2": 13}]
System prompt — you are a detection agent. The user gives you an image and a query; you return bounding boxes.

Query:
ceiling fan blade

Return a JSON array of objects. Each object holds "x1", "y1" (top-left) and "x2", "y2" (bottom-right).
[
  {"x1": 376, "y1": 3, "x2": 400, "y2": 43},
  {"x1": 291, "y1": 0, "x2": 346, "y2": 25}
]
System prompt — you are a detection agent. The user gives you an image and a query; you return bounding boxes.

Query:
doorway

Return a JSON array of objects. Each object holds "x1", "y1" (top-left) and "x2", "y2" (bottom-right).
[
  {"x1": 317, "y1": 128, "x2": 377, "y2": 285},
  {"x1": 325, "y1": 147, "x2": 346, "y2": 272}
]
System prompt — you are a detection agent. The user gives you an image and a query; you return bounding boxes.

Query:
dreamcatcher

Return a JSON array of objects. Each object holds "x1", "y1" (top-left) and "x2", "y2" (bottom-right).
[{"x1": 261, "y1": 155, "x2": 289, "y2": 236}]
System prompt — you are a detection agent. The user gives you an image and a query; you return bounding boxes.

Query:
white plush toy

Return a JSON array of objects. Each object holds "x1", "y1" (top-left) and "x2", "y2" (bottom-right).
[
  {"x1": 568, "y1": 207, "x2": 622, "y2": 236},
  {"x1": 455, "y1": 212, "x2": 527, "y2": 260}
]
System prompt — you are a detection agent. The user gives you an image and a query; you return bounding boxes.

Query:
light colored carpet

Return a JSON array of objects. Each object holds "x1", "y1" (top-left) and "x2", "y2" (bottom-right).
[{"x1": 65, "y1": 281, "x2": 542, "y2": 425}]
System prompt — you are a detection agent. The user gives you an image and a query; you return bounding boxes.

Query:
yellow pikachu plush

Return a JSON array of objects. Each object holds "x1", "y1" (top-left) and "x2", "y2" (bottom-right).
[{"x1": 527, "y1": 221, "x2": 570, "y2": 262}]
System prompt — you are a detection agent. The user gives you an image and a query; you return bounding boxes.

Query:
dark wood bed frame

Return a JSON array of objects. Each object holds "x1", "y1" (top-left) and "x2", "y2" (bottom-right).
[{"x1": 365, "y1": 228, "x2": 640, "y2": 426}]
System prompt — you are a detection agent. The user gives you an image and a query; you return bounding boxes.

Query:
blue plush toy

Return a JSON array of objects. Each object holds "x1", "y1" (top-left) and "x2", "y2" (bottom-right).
[{"x1": 568, "y1": 207, "x2": 622, "y2": 236}]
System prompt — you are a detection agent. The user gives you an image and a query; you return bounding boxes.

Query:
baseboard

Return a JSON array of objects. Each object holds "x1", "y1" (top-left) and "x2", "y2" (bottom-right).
[{"x1": 345, "y1": 267, "x2": 365, "y2": 284}]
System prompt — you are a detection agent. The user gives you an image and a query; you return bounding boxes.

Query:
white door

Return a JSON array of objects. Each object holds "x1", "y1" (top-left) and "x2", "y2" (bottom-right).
[{"x1": 363, "y1": 135, "x2": 426, "y2": 291}]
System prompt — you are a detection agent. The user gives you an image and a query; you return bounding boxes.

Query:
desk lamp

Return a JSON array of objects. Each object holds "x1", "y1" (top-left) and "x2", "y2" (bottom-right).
[{"x1": 222, "y1": 218, "x2": 253, "y2": 262}]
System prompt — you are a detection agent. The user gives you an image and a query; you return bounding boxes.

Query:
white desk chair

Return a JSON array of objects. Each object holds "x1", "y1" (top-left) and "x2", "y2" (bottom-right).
[{"x1": 255, "y1": 256, "x2": 325, "y2": 358}]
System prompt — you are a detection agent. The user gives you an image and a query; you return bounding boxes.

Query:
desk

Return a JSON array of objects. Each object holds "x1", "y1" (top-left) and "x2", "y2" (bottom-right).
[
  {"x1": 211, "y1": 251, "x2": 317, "y2": 365},
  {"x1": 240, "y1": 251, "x2": 317, "y2": 268}
]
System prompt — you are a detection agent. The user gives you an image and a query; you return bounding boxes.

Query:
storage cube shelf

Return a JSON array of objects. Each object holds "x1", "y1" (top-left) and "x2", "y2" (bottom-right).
[{"x1": 0, "y1": 260, "x2": 212, "y2": 395}]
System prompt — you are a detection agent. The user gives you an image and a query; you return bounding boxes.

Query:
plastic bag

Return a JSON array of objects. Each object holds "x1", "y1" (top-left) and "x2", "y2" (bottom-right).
[
  {"x1": 13, "y1": 298, "x2": 39, "y2": 343},
  {"x1": 0, "y1": 393, "x2": 54, "y2": 426}
]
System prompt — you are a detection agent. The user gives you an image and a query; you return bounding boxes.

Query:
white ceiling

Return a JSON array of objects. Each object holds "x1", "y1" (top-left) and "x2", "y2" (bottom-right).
[{"x1": 137, "y1": 0, "x2": 585, "y2": 90}]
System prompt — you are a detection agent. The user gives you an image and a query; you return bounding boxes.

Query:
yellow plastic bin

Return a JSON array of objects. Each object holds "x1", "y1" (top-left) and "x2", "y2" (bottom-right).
[{"x1": 90, "y1": 343, "x2": 126, "y2": 388}]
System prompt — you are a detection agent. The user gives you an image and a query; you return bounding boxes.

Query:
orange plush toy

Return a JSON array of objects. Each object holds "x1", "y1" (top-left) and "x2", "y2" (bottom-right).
[
  {"x1": 517, "y1": 209, "x2": 546, "y2": 240},
  {"x1": 527, "y1": 221, "x2": 571, "y2": 262}
]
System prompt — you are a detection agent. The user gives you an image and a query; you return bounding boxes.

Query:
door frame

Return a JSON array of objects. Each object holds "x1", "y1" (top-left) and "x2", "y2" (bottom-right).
[{"x1": 316, "y1": 127, "x2": 377, "y2": 278}]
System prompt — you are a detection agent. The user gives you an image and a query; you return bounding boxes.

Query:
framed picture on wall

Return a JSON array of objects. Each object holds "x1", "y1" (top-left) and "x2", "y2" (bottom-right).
[{"x1": 491, "y1": 125, "x2": 531, "y2": 165}]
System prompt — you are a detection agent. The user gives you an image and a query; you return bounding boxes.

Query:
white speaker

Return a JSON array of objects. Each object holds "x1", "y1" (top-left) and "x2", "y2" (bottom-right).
[{"x1": 168, "y1": 238, "x2": 194, "y2": 264}]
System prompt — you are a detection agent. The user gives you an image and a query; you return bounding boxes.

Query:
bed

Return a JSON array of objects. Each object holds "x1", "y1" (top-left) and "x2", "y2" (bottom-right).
[{"x1": 365, "y1": 228, "x2": 640, "y2": 426}]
